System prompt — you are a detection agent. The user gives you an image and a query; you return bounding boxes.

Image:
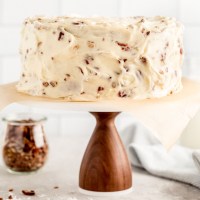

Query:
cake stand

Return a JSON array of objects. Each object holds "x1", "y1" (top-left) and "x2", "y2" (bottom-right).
[
  {"x1": 21, "y1": 101, "x2": 133, "y2": 196},
  {"x1": 2, "y1": 78, "x2": 200, "y2": 196}
]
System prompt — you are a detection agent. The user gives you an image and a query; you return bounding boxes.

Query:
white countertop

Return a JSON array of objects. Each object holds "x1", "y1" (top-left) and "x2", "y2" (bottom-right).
[{"x1": 0, "y1": 135, "x2": 200, "y2": 200}]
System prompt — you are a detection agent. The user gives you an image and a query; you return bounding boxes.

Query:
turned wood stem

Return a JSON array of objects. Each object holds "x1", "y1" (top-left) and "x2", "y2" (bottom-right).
[{"x1": 79, "y1": 112, "x2": 132, "y2": 192}]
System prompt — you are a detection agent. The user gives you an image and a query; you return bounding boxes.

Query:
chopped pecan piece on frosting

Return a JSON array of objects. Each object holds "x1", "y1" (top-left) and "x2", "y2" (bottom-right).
[{"x1": 42, "y1": 82, "x2": 49, "y2": 87}]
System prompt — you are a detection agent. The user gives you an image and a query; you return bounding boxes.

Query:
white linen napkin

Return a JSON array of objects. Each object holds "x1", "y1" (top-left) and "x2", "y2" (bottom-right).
[{"x1": 122, "y1": 123, "x2": 200, "y2": 188}]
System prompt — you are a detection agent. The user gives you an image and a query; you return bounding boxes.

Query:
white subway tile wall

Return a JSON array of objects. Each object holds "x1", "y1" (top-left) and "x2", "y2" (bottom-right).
[
  {"x1": 0, "y1": 56, "x2": 21, "y2": 84},
  {"x1": 0, "y1": 0, "x2": 199, "y2": 136},
  {"x1": 180, "y1": 0, "x2": 200, "y2": 25},
  {"x1": 0, "y1": 26, "x2": 20, "y2": 55},
  {"x1": 184, "y1": 26, "x2": 200, "y2": 56},
  {"x1": 119, "y1": 0, "x2": 179, "y2": 18},
  {"x1": 61, "y1": 0, "x2": 120, "y2": 17},
  {"x1": 1, "y1": 0, "x2": 60, "y2": 25}
]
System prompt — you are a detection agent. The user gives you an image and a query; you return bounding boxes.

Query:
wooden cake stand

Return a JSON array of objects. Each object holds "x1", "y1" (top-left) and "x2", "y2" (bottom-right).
[
  {"x1": 1, "y1": 78, "x2": 200, "y2": 196},
  {"x1": 21, "y1": 101, "x2": 133, "y2": 196}
]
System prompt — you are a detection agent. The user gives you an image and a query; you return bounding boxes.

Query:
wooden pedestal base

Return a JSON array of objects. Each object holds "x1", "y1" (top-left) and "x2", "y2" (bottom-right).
[{"x1": 79, "y1": 112, "x2": 132, "y2": 195}]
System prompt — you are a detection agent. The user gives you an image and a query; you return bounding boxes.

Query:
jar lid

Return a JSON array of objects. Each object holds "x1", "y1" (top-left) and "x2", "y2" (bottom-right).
[{"x1": 2, "y1": 113, "x2": 47, "y2": 125}]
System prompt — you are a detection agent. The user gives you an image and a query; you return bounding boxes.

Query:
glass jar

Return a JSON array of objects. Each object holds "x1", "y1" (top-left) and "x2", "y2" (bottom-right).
[{"x1": 2, "y1": 113, "x2": 48, "y2": 174}]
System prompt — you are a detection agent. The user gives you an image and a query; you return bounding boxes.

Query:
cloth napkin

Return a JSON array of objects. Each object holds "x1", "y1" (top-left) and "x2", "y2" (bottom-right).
[{"x1": 122, "y1": 123, "x2": 200, "y2": 189}]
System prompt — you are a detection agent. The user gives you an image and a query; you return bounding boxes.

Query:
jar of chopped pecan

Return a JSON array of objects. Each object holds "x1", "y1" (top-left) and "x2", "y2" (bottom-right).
[{"x1": 2, "y1": 113, "x2": 48, "y2": 174}]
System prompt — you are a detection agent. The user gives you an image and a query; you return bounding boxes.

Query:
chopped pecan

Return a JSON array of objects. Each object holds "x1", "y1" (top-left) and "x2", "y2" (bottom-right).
[
  {"x1": 136, "y1": 70, "x2": 143, "y2": 79},
  {"x1": 124, "y1": 66, "x2": 129, "y2": 72},
  {"x1": 87, "y1": 41, "x2": 95, "y2": 48},
  {"x1": 73, "y1": 45, "x2": 80, "y2": 50},
  {"x1": 78, "y1": 67, "x2": 84, "y2": 75},
  {"x1": 139, "y1": 18, "x2": 144, "y2": 23},
  {"x1": 50, "y1": 81, "x2": 58, "y2": 87},
  {"x1": 72, "y1": 21, "x2": 84, "y2": 25},
  {"x1": 118, "y1": 60, "x2": 121, "y2": 64},
  {"x1": 58, "y1": 32, "x2": 64, "y2": 41},
  {"x1": 140, "y1": 56, "x2": 147, "y2": 64},
  {"x1": 165, "y1": 42, "x2": 169, "y2": 49},
  {"x1": 22, "y1": 190, "x2": 35, "y2": 196},
  {"x1": 85, "y1": 55, "x2": 94, "y2": 64},
  {"x1": 112, "y1": 82, "x2": 117, "y2": 88},
  {"x1": 160, "y1": 53, "x2": 166, "y2": 62},
  {"x1": 118, "y1": 91, "x2": 127, "y2": 98},
  {"x1": 180, "y1": 48, "x2": 183, "y2": 55},
  {"x1": 146, "y1": 31, "x2": 150, "y2": 36},
  {"x1": 159, "y1": 70, "x2": 164, "y2": 74},
  {"x1": 116, "y1": 42, "x2": 130, "y2": 51},
  {"x1": 85, "y1": 59, "x2": 89, "y2": 65},
  {"x1": 115, "y1": 71, "x2": 121, "y2": 75},
  {"x1": 42, "y1": 82, "x2": 49, "y2": 87},
  {"x1": 141, "y1": 28, "x2": 145, "y2": 33},
  {"x1": 37, "y1": 42, "x2": 42, "y2": 47},
  {"x1": 94, "y1": 66, "x2": 99, "y2": 70},
  {"x1": 138, "y1": 70, "x2": 143, "y2": 76},
  {"x1": 97, "y1": 87, "x2": 104, "y2": 92},
  {"x1": 117, "y1": 41, "x2": 128, "y2": 47}
]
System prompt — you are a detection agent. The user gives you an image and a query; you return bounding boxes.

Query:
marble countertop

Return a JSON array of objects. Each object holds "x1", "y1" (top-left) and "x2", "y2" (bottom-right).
[{"x1": 0, "y1": 135, "x2": 200, "y2": 200}]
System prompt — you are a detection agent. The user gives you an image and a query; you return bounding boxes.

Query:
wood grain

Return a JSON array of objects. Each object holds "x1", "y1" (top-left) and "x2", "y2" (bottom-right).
[{"x1": 79, "y1": 112, "x2": 132, "y2": 192}]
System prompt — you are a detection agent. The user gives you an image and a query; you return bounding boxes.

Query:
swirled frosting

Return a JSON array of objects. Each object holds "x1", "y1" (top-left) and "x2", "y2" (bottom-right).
[{"x1": 17, "y1": 16, "x2": 184, "y2": 100}]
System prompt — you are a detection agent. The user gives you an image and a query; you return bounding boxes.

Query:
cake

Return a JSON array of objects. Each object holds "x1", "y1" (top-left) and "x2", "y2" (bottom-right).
[{"x1": 17, "y1": 16, "x2": 184, "y2": 101}]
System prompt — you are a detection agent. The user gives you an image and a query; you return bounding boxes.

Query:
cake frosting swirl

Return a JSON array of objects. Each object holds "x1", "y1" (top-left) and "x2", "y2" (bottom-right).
[{"x1": 17, "y1": 16, "x2": 184, "y2": 100}]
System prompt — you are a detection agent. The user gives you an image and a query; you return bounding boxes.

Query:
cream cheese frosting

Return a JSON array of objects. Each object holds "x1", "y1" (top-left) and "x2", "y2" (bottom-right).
[{"x1": 17, "y1": 16, "x2": 184, "y2": 100}]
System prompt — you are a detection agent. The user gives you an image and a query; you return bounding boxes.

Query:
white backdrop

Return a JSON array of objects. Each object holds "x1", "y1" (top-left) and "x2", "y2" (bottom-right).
[{"x1": 0, "y1": 0, "x2": 199, "y2": 140}]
